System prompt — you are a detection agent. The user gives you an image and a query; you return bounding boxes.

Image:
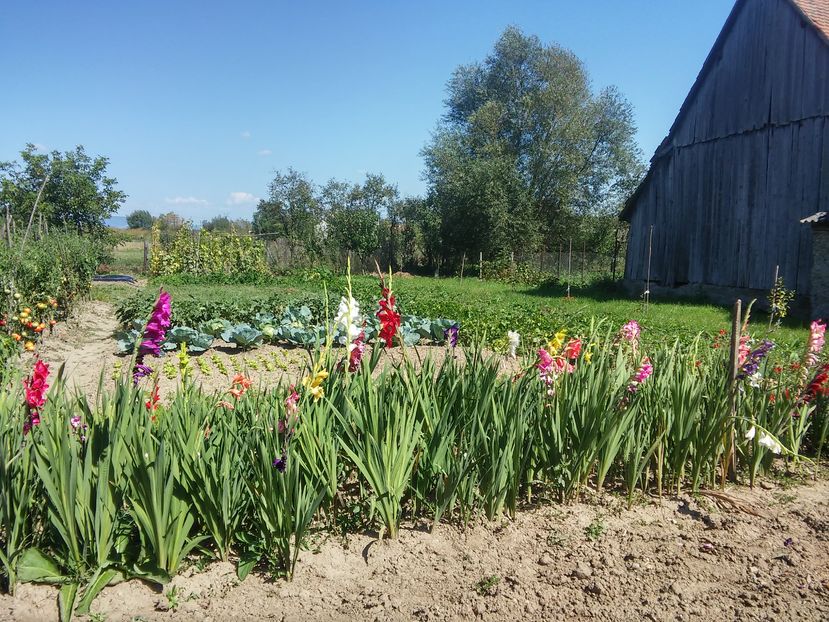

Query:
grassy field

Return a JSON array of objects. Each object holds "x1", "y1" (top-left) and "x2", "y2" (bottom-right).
[{"x1": 97, "y1": 238, "x2": 809, "y2": 352}]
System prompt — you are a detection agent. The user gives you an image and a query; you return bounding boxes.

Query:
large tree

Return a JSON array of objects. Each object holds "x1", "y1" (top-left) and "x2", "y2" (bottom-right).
[
  {"x1": 422, "y1": 26, "x2": 643, "y2": 261},
  {"x1": 0, "y1": 144, "x2": 126, "y2": 234},
  {"x1": 252, "y1": 168, "x2": 322, "y2": 256},
  {"x1": 321, "y1": 173, "x2": 397, "y2": 261}
]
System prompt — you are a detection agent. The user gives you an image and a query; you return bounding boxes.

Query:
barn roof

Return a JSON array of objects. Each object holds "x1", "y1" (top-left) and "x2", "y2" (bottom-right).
[
  {"x1": 801, "y1": 211, "x2": 829, "y2": 224},
  {"x1": 620, "y1": 0, "x2": 829, "y2": 221},
  {"x1": 791, "y1": 0, "x2": 829, "y2": 39}
]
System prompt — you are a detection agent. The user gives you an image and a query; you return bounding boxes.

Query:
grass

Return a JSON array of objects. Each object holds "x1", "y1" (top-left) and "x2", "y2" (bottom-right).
[{"x1": 103, "y1": 240, "x2": 810, "y2": 350}]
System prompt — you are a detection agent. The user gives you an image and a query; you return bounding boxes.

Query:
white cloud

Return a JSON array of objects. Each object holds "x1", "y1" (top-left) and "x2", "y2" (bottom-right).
[
  {"x1": 226, "y1": 192, "x2": 259, "y2": 206},
  {"x1": 240, "y1": 130, "x2": 251, "y2": 139},
  {"x1": 164, "y1": 196, "x2": 208, "y2": 206},
  {"x1": 257, "y1": 149, "x2": 272, "y2": 156}
]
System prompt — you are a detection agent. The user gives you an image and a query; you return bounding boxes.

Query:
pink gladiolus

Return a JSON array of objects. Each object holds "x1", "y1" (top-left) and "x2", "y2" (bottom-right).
[
  {"x1": 738, "y1": 335, "x2": 751, "y2": 368},
  {"x1": 620, "y1": 320, "x2": 640, "y2": 343},
  {"x1": 627, "y1": 357, "x2": 653, "y2": 393},
  {"x1": 537, "y1": 347, "x2": 574, "y2": 388},
  {"x1": 347, "y1": 332, "x2": 366, "y2": 372},
  {"x1": 805, "y1": 320, "x2": 826, "y2": 368},
  {"x1": 285, "y1": 385, "x2": 300, "y2": 416}
]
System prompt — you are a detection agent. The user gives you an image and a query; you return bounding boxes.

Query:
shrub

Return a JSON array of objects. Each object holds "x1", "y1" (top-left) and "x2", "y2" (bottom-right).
[{"x1": 126, "y1": 210, "x2": 153, "y2": 229}]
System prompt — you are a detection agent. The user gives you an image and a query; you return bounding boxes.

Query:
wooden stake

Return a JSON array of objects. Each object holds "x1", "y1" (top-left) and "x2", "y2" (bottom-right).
[
  {"x1": 143, "y1": 238, "x2": 149, "y2": 274},
  {"x1": 644, "y1": 224, "x2": 654, "y2": 312},
  {"x1": 581, "y1": 241, "x2": 586, "y2": 287},
  {"x1": 558, "y1": 244, "x2": 562, "y2": 279},
  {"x1": 726, "y1": 298, "x2": 742, "y2": 486},
  {"x1": 566, "y1": 238, "x2": 572, "y2": 299},
  {"x1": 768, "y1": 264, "x2": 779, "y2": 329},
  {"x1": 460, "y1": 253, "x2": 466, "y2": 281},
  {"x1": 479, "y1": 251, "x2": 483, "y2": 280}
]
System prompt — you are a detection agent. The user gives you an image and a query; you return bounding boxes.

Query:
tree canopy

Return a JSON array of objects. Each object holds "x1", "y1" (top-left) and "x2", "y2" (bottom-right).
[
  {"x1": 0, "y1": 144, "x2": 126, "y2": 235},
  {"x1": 422, "y1": 26, "x2": 643, "y2": 262},
  {"x1": 126, "y1": 209, "x2": 153, "y2": 229}
]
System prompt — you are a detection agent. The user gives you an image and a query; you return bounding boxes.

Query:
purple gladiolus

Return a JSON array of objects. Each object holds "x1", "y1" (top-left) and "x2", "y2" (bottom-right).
[
  {"x1": 738, "y1": 340, "x2": 775, "y2": 380},
  {"x1": 444, "y1": 323, "x2": 459, "y2": 348},
  {"x1": 272, "y1": 451, "x2": 288, "y2": 472}
]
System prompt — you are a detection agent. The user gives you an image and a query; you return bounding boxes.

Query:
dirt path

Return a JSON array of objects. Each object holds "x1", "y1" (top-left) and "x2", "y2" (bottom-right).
[{"x1": 2, "y1": 480, "x2": 828, "y2": 621}]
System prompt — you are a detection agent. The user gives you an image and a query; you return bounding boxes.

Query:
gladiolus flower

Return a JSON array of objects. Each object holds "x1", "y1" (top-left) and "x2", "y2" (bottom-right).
[
  {"x1": 620, "y1": 320, "x2": 640, "y2": 343},
  {"x1": 563, "y1": 338, "x2": 582, "y2": 360},
  {"x1": 804, "y1": 320, "x2": 826, "y2": 368},
  {"x1": 377, "y1": 286, "x2": 401, "y2": 348},
  {"x1": 133, "y1": 290, "x2": 172, "y2": 384},
  {"x1": 303, "y1": 369, "x2": 329, "y2": 402},
  {"x1": 285, "y1": 385, "x2": 300, "y2": 415},
  {"x1": 23, "y1": 359, "x2": 49, "y2": 434},
  {"x1": 217, "y1": 400, "x2": 235, "y2": 410},
  {"x1": 627, "y1": 358, "x2": 653, "y2": 394},
  {"x1": 335, "y1": 295, "x2": 362, "y2": 345},
  {"x1": 228, "y1": 387, "x2": 244, "y2": 399},
  {"x1": 737, "y1": 340, "x2": 774, "y2": 381},
  {"x1": 232, "y1": 374, "x2": 252, "y2": 389},
  {"x1": 145, "y1": 385, "x2": 161, "y2": 411},
  {"x1": 444, "y1": 324, "x2": 459, "y2": 348},
  {"x1": 347, "y1": 332, "x2": 366, "y2": 372},
  {"x1": 758, "y1": 433, "x2": 782, "y2": 455},
  {"x1": 745, "y1": 426, "x2": 756, "y2": 441}
]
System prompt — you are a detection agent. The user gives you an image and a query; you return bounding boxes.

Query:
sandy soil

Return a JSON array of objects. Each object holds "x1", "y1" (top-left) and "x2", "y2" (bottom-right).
[
  {"x1": 2, "y1": 481, "x2": 827, "y2": 621},
  {"x1": 9, "y1": 296, "x2": 828, "y2": 621}
]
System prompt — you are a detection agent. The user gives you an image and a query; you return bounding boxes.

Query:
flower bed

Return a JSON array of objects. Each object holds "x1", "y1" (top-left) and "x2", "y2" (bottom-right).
[{"x1": 1, "y1": 281, "x2": 827, "y2": 620}]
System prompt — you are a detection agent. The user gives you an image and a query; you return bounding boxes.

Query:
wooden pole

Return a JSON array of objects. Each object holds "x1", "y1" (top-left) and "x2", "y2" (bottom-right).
[
  {"x1": 611, "y1": 223, "x2": 620, "y2": 281},
  {"x1": 566, "y1": 238, "x2": 572, "y2": 299},
  {"x1": 644, "y1": 225, "x2": 654, "y2": 312},
  {"x1": 143, "y1": 238, "x2": 149, "y2": 274},
  {"x1": 558, "y1": 244, "x2": 562, "y2": 279},
  {"x1": 726, "y1": 298, "x2": 742, "y2": 486},
  {"x1": 479, "y1": 251, "x2": 483, "y2": 280},
  {"x1": 460, "y1": 253, "x2": 466, "y2": 281},
  {"x1": 581, "y1": 242, "x2": 586, "y2": 287},
  {"x1": 768, "y1": 264, "x2": 779, "y2": 329}
]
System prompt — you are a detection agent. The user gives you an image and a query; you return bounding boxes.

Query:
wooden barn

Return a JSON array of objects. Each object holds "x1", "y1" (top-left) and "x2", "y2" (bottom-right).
[{"x1": 621, "y1": 0, "x2": 829, "y2": 308}]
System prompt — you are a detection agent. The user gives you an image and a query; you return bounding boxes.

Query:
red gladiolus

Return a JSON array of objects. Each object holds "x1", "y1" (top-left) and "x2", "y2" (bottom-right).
[
  {"x1": 145, "y1": 385, "x2": 161, "y2": 411},
  {"x1": 377, "y1": 286, "x2": 401, "y2": 348},
  {"x1": 23, "y1": 359, "x2": 49, "y2": 433}
]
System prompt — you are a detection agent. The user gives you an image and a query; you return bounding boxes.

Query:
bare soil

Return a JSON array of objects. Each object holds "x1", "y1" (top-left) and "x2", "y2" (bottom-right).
[
  {"x1": 2, "y1": 481, "x2": 828, "y2": 621},
  {"x1": 7, "y1": 297, "x2": 828, "y2": 621}
]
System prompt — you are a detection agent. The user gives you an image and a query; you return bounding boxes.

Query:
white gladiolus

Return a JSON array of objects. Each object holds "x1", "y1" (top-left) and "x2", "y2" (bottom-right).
[
  {"x1": 507, "y1": 330, "x2": 520, "y2": 358},
  {"x1": 758, "y1": 432, "x2": 782, "y2": 455},
  {"x1": 334, "y1": 295, "x2": 361, "y2": 344},
  {"x1": 745, "y1": 426, "x2": 756, "y2": 441}
]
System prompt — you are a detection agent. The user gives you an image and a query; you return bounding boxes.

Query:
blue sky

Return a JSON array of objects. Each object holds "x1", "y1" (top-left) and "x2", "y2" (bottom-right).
[{"x1": 1, "y1": 1, "x2": 734, "y2": 221}]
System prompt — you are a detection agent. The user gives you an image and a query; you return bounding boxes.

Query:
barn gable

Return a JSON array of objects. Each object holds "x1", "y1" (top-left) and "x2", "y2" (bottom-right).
[{"x1": 622, "y1": 0, "x2": 829, "y2": 297}]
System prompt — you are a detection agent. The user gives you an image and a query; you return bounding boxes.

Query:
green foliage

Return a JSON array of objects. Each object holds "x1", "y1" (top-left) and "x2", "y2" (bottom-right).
[
  {"x1": 0, "y1": 144, "x2": 126, "y2": 235},
  {"x1": 768, "y1": 276, "x2": 796, "y2": 326},
  {"x1": 126, "y1": 210, "x2": 153, "y2": 229},
  {"x1": 149, "y1": 223, "x2": 268, "y2": 277},
  {"x1": 422, "y1": 26, "x2": 644, "y2": 264}
]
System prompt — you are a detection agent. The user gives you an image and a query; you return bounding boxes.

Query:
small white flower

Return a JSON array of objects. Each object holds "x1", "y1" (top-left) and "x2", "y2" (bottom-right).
[
  {"x1": 758, "y1": 433, "x2": 782, "y2": 455},
  {"x1": 507, "y1": 330, "x2": 520, "y2": 358},
  {"x1": 748, "y1": 372, "x2": 762, "y2": 389},
  {"x1": 745, "y1": 426, "x2": 756, "y2": 441}
]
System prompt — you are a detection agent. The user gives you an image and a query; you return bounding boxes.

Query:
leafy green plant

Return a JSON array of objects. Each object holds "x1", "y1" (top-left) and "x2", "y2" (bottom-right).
[{"x1": 221, "y1": 324, "x2": 263, "y2": 350}]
